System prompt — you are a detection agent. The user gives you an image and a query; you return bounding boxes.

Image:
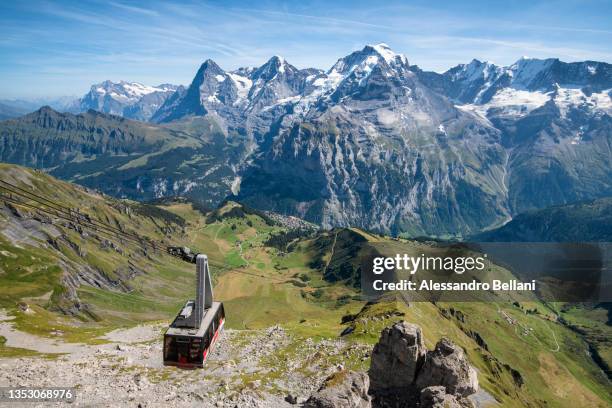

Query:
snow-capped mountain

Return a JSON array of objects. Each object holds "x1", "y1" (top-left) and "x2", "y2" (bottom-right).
[
  {"x1": 2, "y1": 44, "x2": 610, "y2": 237},
  {"x1": 135, "y1": 44, "x2": 612, "y2": 235},
  {"x1": 415, "y1": 57, "x2": 612, "y2": 119},
  {"x1": 152, "y1": 43, "x2": 414, "y2": 123},
  {"x1": 322, "y1": 43, "x2": 410, "y2": 99},
  {"x1": 76, "y1": 80, "x2": 180, "y2": 121},
  {"x1": 233, "y1": 44, "x2": 511, "y2": 235},
  {"x1": 151, "y1": 56, "x2": 320, "y2": 124}
]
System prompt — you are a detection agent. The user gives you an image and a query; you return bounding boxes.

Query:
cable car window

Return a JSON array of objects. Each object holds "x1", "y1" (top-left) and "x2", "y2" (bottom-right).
[{"x1": 164, "y1": 336, "x2": 178, "y2": 362}]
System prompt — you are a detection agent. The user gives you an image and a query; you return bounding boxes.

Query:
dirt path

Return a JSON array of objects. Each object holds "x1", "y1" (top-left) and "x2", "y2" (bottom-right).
[
  {"x1": 495, "y1": 305, "x2": 561, "y2": 352},
  {"x1": 0, "y1": 310, "x2": 87, "y2": 355},
  {"x1": 237, "y1": 240, "x2": 249, "y2": 267},
  {"x1": 322, "y1": 230, "x2": 339, "y2": 276},
  {"x1": 547, "y1": 323, "x2": 560, "y2": 352}
]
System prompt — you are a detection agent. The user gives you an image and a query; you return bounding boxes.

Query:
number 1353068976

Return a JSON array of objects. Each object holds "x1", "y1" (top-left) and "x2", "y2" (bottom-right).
[{"x1": 0, "y1": 387, "x2": 76, "y2": 402}]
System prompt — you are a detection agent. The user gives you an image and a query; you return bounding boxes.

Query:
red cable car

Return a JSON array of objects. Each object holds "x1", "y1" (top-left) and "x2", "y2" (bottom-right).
[{"x1": 163, "y1": 254, "x2": 225, "y2": 368}]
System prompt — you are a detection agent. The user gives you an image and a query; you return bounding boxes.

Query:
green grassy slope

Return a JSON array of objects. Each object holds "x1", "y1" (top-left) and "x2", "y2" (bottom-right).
[
  {"x1": 305, "y1": 229, "x2": 611, "y2": 407},
  {"x1": 0, "y1": 163, "x2": 196, "y2": 341},
  {"x1": 0, "y1": 163, "x2": 609, "y2": 407}
]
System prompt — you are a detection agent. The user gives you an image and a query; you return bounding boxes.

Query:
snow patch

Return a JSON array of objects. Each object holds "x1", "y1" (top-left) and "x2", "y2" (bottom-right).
[
  {"x1": 206, "y1": 94, "x2": 221, "y2": 104},
  {"x1": 183, "y1": 181, "x2": 197, "y2": 193},
  {"x1": 371, "y1": 43, "x2": 408, "y2": 65},
  {"x1": 554, "y1": 87, "x2": 612, "y2": 117},
  {"x1": 460, "y1": 88, "x2": 550, "y2": 118},
  {"x1": 228, "y1": 72, "x2": 253, "y2": 101},
  {"x1": 274, "y1": 56, "x2": 286, "y2": 73}
]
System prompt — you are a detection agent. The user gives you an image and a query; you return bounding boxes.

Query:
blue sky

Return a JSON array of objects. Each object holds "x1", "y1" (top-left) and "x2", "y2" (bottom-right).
[{"x1": 1, "y1": 0, "x2": 611, "y2": 98}]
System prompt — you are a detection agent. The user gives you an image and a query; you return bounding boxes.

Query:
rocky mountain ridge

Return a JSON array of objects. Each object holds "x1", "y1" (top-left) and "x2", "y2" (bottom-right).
[
  {"x1": 1, "y1": 44, "x2": 611, "y2": 236},
  {"x1": 0, "y1": 108, "x2": 241, "y2": 204},
  {"x1": 146, "y1": 44, "x2": 611, "y2": 236},
  {"x1": 74, "y1": 80, "x2": 181, "y2": 121}
]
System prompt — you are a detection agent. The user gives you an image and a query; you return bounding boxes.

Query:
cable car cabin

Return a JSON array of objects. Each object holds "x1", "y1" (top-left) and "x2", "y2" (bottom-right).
[
  {"x1": 163, "y1": 253, "x2": 224, "y2": 368},
  {"x1": 163, "y1": 301, "x2": 225, "y2": 368}
]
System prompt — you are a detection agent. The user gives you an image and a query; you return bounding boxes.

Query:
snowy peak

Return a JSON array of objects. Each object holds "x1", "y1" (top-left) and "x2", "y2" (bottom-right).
[
  {"x1": 192, "y1": 59, "x2": 226, "y2": 85},
  {"x1": 147, "y1": 45, "x2": 610, "y2": 127},
  {"x1": 306, "y1": 43, "x2": 413, "y2": 105},
  {"x1": 178, "y1": 58, "x2": 251, "y2": 107},
  {"x1": 329, "y1": 43, "x2": 408, "y2": 76},
  {"x1": 88, "y1": 80, "x2": 175, "y2": 102},
  {"x1": 77, "y1": 80, "x2": 179, "y2": 120},
  {"x1": 198, "y1": 59, "x2": 223, "y2": 71},
  {"x1": 509, "y1": 57, "x2": 612, "y2": 92},
  {"x1": 507, "y1": 57, "x2": 557, "y2": 89},
  {"x1": 450, "y1": 59, "x2": 501, "y2": 82},
  {"x1": 246, "y1": 56, "x2": 313, "y2": 110},
  {"x1": 445, "y1": 56, "x2": 612, "y2": 120},
  {"x1": 435, "y1": 55, "x2": 612, "y2": 109},
  {"x1": 368, "y1": 43, "x2": 409, "y2": 66},
  {"x1": 251, "y1": 55, "x2": 297, "y2": 82},
  {"x1": 153, "y1": 43, "x2": 418, "y2": 123}
]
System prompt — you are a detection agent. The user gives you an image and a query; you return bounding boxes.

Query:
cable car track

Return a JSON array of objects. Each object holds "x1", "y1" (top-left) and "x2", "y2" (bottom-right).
[
  {"x1": 0, "y1": 184, "x2": 152, "y2": 246},
  {"x1": 0, "y1": 190, "x2": 158, "y2": 251},
  {"x1": 0, "y1": 181, "x2": 288, "y2": 284},
  {"x1": 0, "y1": 179, "x2": 149, "y2": 247}
]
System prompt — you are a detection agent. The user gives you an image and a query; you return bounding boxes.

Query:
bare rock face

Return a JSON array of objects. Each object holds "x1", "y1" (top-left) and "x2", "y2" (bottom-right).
[
  {"x1": 368, "y1": 321, "x2": 426, "y2": 391},
  {"x1": 306, "y1": 321, "x2": 479, "y2": 407},
  {"x1": 303, "y1": 370, "x2": 371, "y2": 408},
  {"x1": 415, "y1": 338, "x2": 479, "y2": 397},
  {"x1": 420, "y1": 386, "x2": 467, "y2": 408}
]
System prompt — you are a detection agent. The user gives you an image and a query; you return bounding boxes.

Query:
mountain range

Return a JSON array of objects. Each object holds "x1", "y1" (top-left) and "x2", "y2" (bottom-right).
[
  {"x1": 75, "y1": 80, "x2": 182, "y2": 121},
  {"x1": 1, "y1": 43, "x2": 610, "y2": 237}
]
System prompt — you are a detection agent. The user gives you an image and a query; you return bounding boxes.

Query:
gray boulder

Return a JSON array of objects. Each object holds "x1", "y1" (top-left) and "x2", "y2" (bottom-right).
[
  {"x1": 368, "y1": 321, "x2": 426, "y2": 391},
  {"x1": 416, "y1": 338, "x2": 479, "y2": 397},
  {"x1": 303, "y1": 370, "x2": 371, "y2": 408},
  {"x1": 420, "y1": 386, "x2": 467, "y2": 408}
]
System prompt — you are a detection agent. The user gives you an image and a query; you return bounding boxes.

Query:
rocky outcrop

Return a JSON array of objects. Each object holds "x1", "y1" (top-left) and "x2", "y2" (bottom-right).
[
  {"x1": 308, "y1": 321, "x2": 479, "y2": 407},
  {"x1": 369, "y1": 322, "x2": 426, "y2": 390},
  {"x1": 367, "y1": 321, "x2": 478, "y2": 407},
  {"x1": 304, "y1": 370, "x2": 371, "y2": 408},
  {"x1": 416, "y1": 338, "x2": 479, "y2": 397},
  {"x1": 419, "y1": 386, "x2": 471, "y2": 408}
]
